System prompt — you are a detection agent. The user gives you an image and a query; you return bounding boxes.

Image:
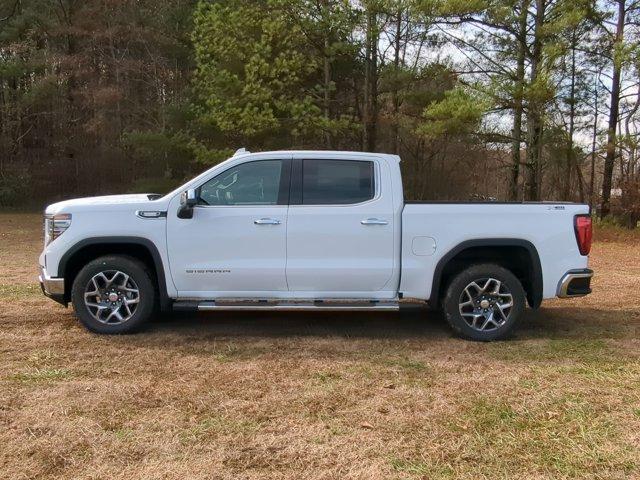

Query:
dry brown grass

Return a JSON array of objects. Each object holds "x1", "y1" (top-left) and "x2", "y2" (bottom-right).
[{"x1": 1, "y1": 213, "x2": 639, "y2": 479}]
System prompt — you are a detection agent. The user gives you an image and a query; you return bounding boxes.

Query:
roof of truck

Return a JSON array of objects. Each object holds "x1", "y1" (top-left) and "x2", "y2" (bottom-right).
[{"x1": 233, "y1": 148, "x2": 401, "y2": 161}]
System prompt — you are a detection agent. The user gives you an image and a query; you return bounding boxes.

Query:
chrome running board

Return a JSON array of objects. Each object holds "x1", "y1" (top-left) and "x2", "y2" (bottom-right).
[{"x1": 173, "y1": 299, "x2": 399, "y2": 312}]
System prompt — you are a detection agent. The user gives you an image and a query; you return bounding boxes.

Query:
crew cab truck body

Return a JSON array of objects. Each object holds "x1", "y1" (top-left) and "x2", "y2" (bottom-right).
[{"x1": 39, "y1": 150, "x2": 593, "y2": 341}]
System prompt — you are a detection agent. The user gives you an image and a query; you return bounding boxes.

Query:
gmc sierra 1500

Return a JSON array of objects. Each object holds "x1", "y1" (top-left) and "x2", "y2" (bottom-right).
[{"x1": 39, "y1": 149, "x2": 593, "y2": 341}]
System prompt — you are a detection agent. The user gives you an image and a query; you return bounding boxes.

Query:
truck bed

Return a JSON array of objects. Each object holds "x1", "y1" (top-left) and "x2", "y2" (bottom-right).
[{"x1": 398, "y1": 202, "x2": 590, "y2": 301}]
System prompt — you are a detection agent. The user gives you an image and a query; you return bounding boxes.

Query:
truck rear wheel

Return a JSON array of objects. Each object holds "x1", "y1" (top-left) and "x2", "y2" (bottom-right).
[
  {"x1": 443, "y1": 264, "x2": 525, "y2": 341},
  {"x1": 71, "y1": 255, "x2": 156, "y2": 334}
]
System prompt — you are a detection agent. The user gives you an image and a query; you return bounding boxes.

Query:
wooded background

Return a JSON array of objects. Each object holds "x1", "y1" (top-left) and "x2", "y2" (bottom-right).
[{"x1": 1, "y1": 0, "x2": 639, "y2": 226}]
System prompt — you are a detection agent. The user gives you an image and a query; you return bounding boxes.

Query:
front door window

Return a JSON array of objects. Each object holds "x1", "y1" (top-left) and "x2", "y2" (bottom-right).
[{"x1": 198, "y1": 160, "x2": 284, "y2": 206}]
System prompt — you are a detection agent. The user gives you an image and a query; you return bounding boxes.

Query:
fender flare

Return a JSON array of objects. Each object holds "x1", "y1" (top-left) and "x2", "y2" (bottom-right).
[
  {"x1": 428, "y1": 238, "x2": 543, "y2": 308},
  {"x1": 58, "y1": 236, "x2": 171, "y2": 310}
]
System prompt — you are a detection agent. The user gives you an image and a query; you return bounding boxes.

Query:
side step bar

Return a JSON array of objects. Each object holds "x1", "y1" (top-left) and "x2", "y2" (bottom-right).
[{"x1": 173, "y1": 299, "x2": 400, "y2": 312}]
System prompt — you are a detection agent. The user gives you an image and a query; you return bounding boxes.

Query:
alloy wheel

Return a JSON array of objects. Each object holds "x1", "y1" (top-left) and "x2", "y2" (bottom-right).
[
  {"x1": 458, "y1": 278, "x2": 514, "y2": 332},
  {"x1": 83, "y1": 270, "x2": 140, "y2": 325}
]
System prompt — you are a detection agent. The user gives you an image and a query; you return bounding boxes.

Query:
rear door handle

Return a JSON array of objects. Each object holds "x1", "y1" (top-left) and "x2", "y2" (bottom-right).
[
  {"x1": 254, "y1": 218, "x2": 281, "y2": 225},
  {"x1": 361, "y1": 218, "x2": 388, "y2": 226}
]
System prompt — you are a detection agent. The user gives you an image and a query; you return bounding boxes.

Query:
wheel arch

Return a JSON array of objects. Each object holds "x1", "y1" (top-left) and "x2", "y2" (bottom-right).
[
  {"x1": 58, "y1": 237, "x2": 170, "y2": 310},
  {"x1": 429, "y1": 239, "x2": 543, "y2": 309}
]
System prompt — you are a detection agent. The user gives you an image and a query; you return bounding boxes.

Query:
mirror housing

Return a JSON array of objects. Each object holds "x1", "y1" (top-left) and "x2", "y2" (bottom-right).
[{"x1": 178, "y1": 188, "x2": 197, "y2": 219}]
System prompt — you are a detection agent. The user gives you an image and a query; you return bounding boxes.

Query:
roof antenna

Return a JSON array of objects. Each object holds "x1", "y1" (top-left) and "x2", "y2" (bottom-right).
[{"x1": 234, "y1": 147, "x2": 249, "y2": 156}]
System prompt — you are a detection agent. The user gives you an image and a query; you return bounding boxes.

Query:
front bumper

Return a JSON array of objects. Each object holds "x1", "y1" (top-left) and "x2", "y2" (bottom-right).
[
  {"x1": 38, "y1": 265, "x2": 67, "y2": 306},
  {"x1": 557, "y1": 269, "x2": 593, "y2": 298}
]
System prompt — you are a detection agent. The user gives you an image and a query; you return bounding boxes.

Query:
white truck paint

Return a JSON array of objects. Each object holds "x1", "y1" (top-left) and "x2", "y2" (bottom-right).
[{"x1": 39, "y1": 150, "x2": 593, "y2": 340}]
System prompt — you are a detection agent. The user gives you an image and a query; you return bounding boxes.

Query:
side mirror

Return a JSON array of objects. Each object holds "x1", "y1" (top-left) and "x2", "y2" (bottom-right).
[{"x1": 178, "y1": 189, "x2": 197, "y2": 219}]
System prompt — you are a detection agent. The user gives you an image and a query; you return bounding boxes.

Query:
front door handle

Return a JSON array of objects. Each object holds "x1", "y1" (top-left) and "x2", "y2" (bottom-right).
[
  {"x1": 254, "y1": 218, "x2": 281, "y2": 225},
  {"x1": 361, "y1": 218, "x2": 388, "y2": 226}
]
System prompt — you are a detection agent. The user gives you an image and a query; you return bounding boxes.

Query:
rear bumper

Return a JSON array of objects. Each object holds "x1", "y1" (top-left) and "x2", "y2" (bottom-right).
[
  {"x1": 38, "y1": 265, "x2": 66, "y2": 306},
  {"x1": 556, "y1": 269, "x2": 593, "y2": 298}
]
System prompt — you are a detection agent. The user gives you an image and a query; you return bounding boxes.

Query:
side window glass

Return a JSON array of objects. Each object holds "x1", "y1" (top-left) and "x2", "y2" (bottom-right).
[
  {"x1": 198, "y1": 160, "x2": 283, "y2": 206},
  {"x1": 302, "y1": 160, "x2": 374, "y2": 205}
]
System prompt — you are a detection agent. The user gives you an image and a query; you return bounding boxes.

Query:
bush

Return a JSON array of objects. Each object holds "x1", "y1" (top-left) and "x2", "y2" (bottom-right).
[
  {"x1": 0, "y1": 172, "x2": 30, "y2": 206},
  {"x1": 609, "y1": 177, "x2": 640, "y2": 229}
]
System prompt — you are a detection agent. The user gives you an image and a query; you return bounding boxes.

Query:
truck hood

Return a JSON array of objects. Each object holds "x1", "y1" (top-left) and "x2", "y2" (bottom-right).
[{"x1": 45, "y1": 194, "x2": 163, "y2": 215}]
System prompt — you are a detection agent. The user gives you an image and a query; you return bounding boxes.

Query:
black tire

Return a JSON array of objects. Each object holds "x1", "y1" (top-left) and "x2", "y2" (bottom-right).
[
  {"x1": 443, "y1": 263, "x2": 525, "y2": 341},
  {"x1": 71, "y1": 255, "x2": 156, "y2": 334}
]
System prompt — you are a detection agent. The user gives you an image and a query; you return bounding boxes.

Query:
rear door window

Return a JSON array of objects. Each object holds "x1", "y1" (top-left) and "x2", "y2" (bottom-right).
[{"x1": 302, "y1": 160, "x2": 374, "y2": 205}]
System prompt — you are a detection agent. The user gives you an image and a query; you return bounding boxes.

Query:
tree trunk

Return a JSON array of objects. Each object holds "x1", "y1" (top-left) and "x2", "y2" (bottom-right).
[
  {"x1": 563, "y1": 37, "x2": 577, "y2": 200},
  {"x1": 323, "y1": 35, "x2": 332, "y2": 149},
  {"x1": 391, "y1": 6, "x2": 402, "y2": 155},
  {"x1": 525, "y1": 0, "x2": 545, "y2": 201},
  {"x1": 363, "y1": 7, "x2": 378, "y2": 152},
  {"x1": 600, "y1": 0, "x2": 625, "y2": 218},
  {"x1": 510, "y1": 0, "x2": 529, "y2": 201},
  {"x1": 590, "y1": 75, "x2": 599, "y2": 207},
  {"x1": 575, "y1": 157, "x2": 586, "y2": 202},
  {"x1": 66, "y1": 31, "x2": 78, "y2": 193}
]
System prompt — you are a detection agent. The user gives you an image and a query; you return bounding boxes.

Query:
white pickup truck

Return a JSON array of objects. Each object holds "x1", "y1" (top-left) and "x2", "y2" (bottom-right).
[{"x1": 39, "y1": 149, "x2": 593, "y2": 341}]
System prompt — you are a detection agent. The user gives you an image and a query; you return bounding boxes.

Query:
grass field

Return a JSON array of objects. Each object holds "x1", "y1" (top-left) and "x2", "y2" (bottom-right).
[{"x1": 1, "y1": 213, "x2": 639, "y2": 479}]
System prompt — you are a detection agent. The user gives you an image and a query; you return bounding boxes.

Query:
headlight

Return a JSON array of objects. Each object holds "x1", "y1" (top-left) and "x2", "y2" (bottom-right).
[{"x1": 44, "y1": 213, "x2": 72, "y2": 245}]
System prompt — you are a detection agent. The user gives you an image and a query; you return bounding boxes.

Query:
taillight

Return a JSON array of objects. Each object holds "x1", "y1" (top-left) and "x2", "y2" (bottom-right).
[{"x1": 574, "y1": 214, "x2": 592, "y2": 256}]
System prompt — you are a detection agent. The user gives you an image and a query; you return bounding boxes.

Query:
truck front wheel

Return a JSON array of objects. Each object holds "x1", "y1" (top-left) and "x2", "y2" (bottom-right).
[
  {"x1": 71, "y1": 255, "x2": 156, "y2": 334},
  {"x1": 443, "y1": 264, "x2": 525, "y2": 341}
]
